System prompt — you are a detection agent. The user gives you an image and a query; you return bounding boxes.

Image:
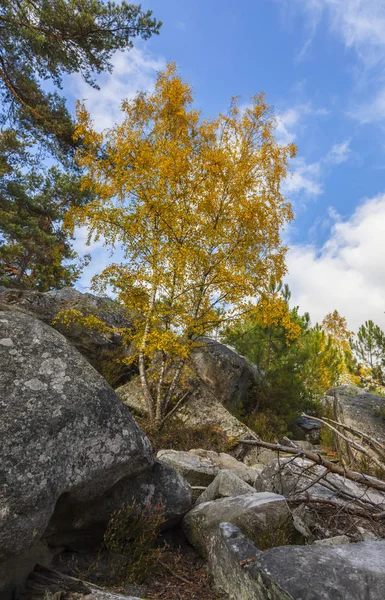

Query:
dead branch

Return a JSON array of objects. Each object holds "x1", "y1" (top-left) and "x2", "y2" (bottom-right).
[
  {"x1": 288, "y1": 496, "x2": 385, "y2": 519},
  {"x1": 238, "y1": 439, "x2": 385, "y2": 493},
  {"x1": 301, "y1": 413, "x2": 385, "y2": 473},
  {"x1": 322, "y1": 416, "x2": 385, "y2": 460}
]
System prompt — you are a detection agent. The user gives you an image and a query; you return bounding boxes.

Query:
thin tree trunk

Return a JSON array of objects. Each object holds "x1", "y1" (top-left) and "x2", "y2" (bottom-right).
[{"x1": 138, "y1": 288, "x2": 157, "y2": 423}]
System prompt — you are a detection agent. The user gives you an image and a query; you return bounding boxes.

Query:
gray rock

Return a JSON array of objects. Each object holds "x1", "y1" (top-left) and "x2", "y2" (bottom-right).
[
  {"x1": 190, "y1": 336, "x2": 261, "y2": 411},
  {"x1": 117, "y1": 336, "x2": 262, "y2": 459},
  {"x1": 0, "y1": 287, "x2": 134, "y2": 383},
  {"x1": 156, "y1": 449, "x2": 260, "y2": 489},
  {"x1": 117, "y1": 372, "x2": 258, "y2": 444},
  {"x1": 187, "y1": 449, "x2": 261, "y2": 484},
  {"x1": 356, "y1": 526, "x2": 379, "y2": 541},
  {"x1": 44, "y1": 460, "x2": 193, "y2": 545},
  {"x1": 328, "y1": 385, "x2": 385, "y2": 445},
  {"x1": 0, "y1": 310, "x2": 153, "y2": 594},
  {"x1": 183, "y1": 492, "x2": 292, "y2": 558},
  {"x1": 156, "y1": 449, "x2": 219, "y2": 486},
  {"x1": 294, "y1": 416, "x2": 323, "y2": 443},
  {"x1": 313, "y1": 535, "x2": 350, "y2": 546},
  {"x1": 210, "y1": 523, "x2": 385, "y2": 600},
  {"x1": 196, "y1": 470, "x2": 256, "y2": 505}
]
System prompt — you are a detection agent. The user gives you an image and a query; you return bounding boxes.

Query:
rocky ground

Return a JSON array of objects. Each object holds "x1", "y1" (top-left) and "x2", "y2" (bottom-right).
[{"x1": 2, "y1": 288, "x2": 385, "y2": 600}]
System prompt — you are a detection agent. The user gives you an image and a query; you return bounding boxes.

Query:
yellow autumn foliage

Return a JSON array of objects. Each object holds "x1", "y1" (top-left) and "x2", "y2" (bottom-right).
[{"x1": 65, "y1": 63, "x2": 296, "y2": 425}]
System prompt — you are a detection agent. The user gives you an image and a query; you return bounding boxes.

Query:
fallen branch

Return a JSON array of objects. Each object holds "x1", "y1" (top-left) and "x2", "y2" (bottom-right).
[
  {"x1": 159, "y1": 560, "x2": 193, "y2": 585},
  {"x1": 237, "y1": 439, "x2": 385, "y2": 493},
  {"x1": 302, "y1": 413, "x2": 385, "y2": 473},
  {"x1": 288, "y1": 496, "x2": 385, "y2": 519},
  {"x1": 322, "y1": 416, "x2": 385, "y2": 460}
]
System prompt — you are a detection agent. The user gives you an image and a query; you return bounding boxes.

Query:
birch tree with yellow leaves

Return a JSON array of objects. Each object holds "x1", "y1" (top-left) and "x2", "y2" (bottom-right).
[{"x1": 66, "y1": 63, "x2": 296, "y2": 426}]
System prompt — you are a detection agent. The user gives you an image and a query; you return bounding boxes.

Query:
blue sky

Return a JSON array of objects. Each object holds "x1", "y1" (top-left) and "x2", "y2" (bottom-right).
[{"x1": 68, "y1": 0, "x2": 385, "y2": 330}]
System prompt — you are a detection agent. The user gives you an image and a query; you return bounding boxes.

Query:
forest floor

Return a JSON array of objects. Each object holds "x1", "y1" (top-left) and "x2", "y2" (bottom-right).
[{"x1": 50, "y1": 530, "x2": 225, "y2": 600}]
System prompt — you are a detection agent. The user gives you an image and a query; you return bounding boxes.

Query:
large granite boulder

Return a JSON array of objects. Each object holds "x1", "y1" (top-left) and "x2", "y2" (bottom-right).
[
  {"x1": 0, "y1": 310, "x2": 191, "y2": 597},
  {"x1": 328, "y1": 385, "x2": 385, "y2": 445},
  {"x1": 190, "y1": 336, "x2": 260, "y2": 411},
  {"x1": 0, "y1": 287, "x2": 134, "y2": 384},
  {"x1": 183, "y1": 492, "x2": 292, "y2": 558},
  {"x1": 210, "y1": 523, "x2": 385, "y2": 600}
]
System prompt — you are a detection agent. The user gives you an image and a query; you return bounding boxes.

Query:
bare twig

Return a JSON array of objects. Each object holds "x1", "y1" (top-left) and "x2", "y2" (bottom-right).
[
  {"x1": 322, "y1": 417, "x2": 385, "y2": 460},
  {"x1": 237, "y1": 439, "x2": 385, "y2": 493},
  {"x1": 159, "y1": 561, "x2": 193, "y2": 585},
  {"x1": 302, "y1": 413, "x2": 385, "y2": 473}
]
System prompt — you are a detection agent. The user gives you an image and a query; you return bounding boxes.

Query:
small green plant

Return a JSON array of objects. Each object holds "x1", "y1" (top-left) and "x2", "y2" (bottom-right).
[{"x1": 104, "y1": 499, "x2": 165, "y2": 585}]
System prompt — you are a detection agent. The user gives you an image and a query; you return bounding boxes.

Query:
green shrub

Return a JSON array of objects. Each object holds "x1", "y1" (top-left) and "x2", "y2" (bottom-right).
[{"x1": 104, "y1": 499, "x2": 165, "y2": 585}]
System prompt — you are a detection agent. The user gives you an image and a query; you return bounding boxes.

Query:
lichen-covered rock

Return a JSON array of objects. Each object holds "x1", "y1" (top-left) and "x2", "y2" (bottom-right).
[
  {"x1": 187, "y1": 449, "x2": 261, "y2": 484},
  {"x1": 116, "y1": 336, "x2": 262, "y2": 450},
  {"x1": 210, "y1": 523, "x2": 385, "y2": 600},
  {"x1": 0, "y1": 310, "x2": 153, "y2": 593},
  {"x1": 0, "y1": 287, "x2": 134, "y2": 384},
  {"x1": 117, "y1": 372, "x2": 256, "y2": 442},
  {"x1": 156, "y1": 449, "x2": 260, "y2": 488},
  {"x1": 156, "y1": 449, "x2": 219, "y2": 486},
  {"x1": 44, "y1": 460, "x2": 192, "y2": 546},
  {"x1": 183, "y1": 492, "x2": 291, "y2": 558},
  {"x1": 190, "y1": 336, "x2": 261, "y2": 410},
  {"x1": 196, "y1": 470, "x2": 256, "y2": 505}
]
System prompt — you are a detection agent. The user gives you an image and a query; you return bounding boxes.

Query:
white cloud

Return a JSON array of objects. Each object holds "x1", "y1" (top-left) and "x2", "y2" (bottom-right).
[
  {"x1": 275, "y1": 104, "x2": 335, "y2": 200},
  {"x1": 70, "y1": 47, "x2": 166, "y2": 130},
  {"x1": 283, "y1": 157, "x2": 323, "y2": 198},
  {"x1": 286, "y1": 193, "x2": 385, "y2": 331},
  {"x1": 325, "y1": 139, "x2": 351, "y2": 165}
]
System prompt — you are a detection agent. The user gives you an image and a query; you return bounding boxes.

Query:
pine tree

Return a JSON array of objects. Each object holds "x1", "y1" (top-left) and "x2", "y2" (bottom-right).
[
  {"x1": 0, "y1": 0, "x2": 160, "y2": 289},
  {"x1": 0, "y1": 0, "x2": 161, "y2": 156},
  {"x1": 0, "y1": 130, "x2": 92, "y2": 290}
]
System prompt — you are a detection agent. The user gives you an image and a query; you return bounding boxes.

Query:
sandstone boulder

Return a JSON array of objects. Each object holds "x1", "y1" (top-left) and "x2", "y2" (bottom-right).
[
  {"x1": 156, "y1": 449, "x2": 219, "y2": 487},
  {"x1": 0, "y1": 310, "x2": 191, "y2": 597},
  {"x1": 328, "y1": 385, "x2": 385, "y2": 445},
  {"x1": 0, "y1": 287, "x2": 134, "y2": 384},
  {"x1": 183, "y1": 492, "x2": 292, "y2": 558},
  {"x1": 196, "y1": 470, "x2": 256, "y2": 505},
  {"x1": 210, "y1": 523, "x2": 385, "y2": 600},
  {"x1": 157, "y1": 449, "x2": 261, "y2": 487},
  {"x1": 190, "y1": 336, "x2": 260, "y2": 411},
  {"x1": 44, "y1": 460, "x2": 192, "y2": 547},
  {"x1": 255, "y1": 457, "x2": 385, "y2": 509},
  {"x1": 116, "y1": 336, "x2": 262, "y2": 448}
]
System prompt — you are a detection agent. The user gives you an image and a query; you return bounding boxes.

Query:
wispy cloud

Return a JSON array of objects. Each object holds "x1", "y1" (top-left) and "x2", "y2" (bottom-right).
[
  {"x1": 325, "y1": 139, "x2": 351, "y2": 165},
  {"x1": 283, "y1": 157, "x2": 323, "y2": 198},
  {"x1": 276, "y1": 105, "x2": 349, "y2": 200},
  {"x1": 290, "y1": 0, "x2": 385, "y2": 66}
]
